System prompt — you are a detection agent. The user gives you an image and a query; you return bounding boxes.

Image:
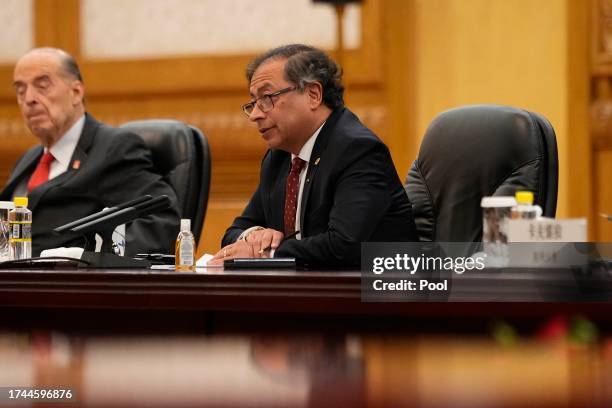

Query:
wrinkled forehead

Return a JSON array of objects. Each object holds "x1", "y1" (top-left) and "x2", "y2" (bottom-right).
[
  {"x1": 14, "y1": 51, "x2": 63, "y2": 81},
  {"x1": 249, "y1": 58, "x2": 289, "y2": 97}
]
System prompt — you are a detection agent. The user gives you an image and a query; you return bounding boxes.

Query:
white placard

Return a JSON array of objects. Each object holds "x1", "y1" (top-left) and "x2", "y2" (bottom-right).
[{"x1": 508, "y1": 218, "x2": 587, "y2": 242}]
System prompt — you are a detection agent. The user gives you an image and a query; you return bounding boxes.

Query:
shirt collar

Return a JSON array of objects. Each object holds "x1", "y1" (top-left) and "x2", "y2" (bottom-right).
[
  {"x1": 48, "y1": 115, "x2": 85, "y2": 166},
  {"x1": 292, "y1": 121, "x2": 325, "y2": 164}
]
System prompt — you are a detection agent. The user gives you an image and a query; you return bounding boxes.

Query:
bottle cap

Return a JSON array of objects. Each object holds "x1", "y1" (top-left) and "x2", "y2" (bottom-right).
[
  {"x1": 515, "y1": 191, "x2": 534, "y2": 205},
  {"x1": 180, "y1": 219, "x2": 191, "y2": 232},
  {"x1": 13, "y1": 197, "x2": 28, "y2": 207}
]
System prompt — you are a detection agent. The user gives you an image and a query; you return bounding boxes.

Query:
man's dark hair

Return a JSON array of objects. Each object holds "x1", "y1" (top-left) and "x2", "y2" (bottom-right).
[
  {"x1": 33, "y1": 47, "x2": 83, "y2": 83},
  {"x1": 246, "y1": 44, "x2": 344, "y2": 110},
  {"x1": 61, "y1": 52, "x2": 83, "y2": 83}
]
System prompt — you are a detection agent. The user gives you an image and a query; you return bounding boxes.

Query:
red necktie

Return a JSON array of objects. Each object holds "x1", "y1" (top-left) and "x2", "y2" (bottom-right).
[
  {"x1": 284, "y1": 157, "x2": 307, "y2": 235},
  {"x1": 27, "y1": 151, "x2": 54, "y2": 192}
]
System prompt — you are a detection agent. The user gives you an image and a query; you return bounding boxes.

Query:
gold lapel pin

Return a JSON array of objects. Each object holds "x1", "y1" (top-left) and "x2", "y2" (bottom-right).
[
  {"x1": 72, "y1": 160, "x2": 81, "y2": 170},
  {"x1": 314, "y1": 157, "x2": 320, "y2": 165}
]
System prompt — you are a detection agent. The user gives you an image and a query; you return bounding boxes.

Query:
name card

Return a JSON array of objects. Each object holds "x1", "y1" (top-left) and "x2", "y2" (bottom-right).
[{"x1": 508, "y1": 218, "x2": 587, "y2": 242}]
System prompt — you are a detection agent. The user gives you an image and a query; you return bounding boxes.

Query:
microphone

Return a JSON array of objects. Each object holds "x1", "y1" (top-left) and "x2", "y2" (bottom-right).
[
  {"x1": 71, "y1": 195, "x2": 171, "y2": 234},
  {"x1": 54, "y1": 195, "x2": 153, "y2": 233},
  {"x1": 59, "y1": 195, "x2": 172, "y2": 269}
]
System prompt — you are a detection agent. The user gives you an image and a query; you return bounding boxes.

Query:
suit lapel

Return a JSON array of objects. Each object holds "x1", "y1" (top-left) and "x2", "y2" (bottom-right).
[
  {"x1": 28, "y1": 164, "x2": 77, "y2": 210},
  {"x1": 2, "y1": 146, "x2": 43, "y2": 196},
  {"x1": 299, "y1": 159, "x2": 319, "y2": 231},
  {"x1": 299, "y1": 108, "x2": 344, "y2": 230},
  {"x1": 28, "y1": 114, "x2": 97, "y2": 210},
  {"x1": 270, "y1": 154, "x2": 291, "y2": 231}
]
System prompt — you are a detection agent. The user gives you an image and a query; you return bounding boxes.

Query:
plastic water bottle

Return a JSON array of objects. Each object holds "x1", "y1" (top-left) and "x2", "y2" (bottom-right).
[
  {"x1": 0, "y1": 201, "x2": 15, "y2": 262},
  {"x1": 8, "y1": 196, "x2": 32, "y2": 260},
  {"x1": 511, "y1": 191, "x2": 542, "y2": 219},
  {"x1": 175, "y1": 219, "x2": 195, "y2": 271}
]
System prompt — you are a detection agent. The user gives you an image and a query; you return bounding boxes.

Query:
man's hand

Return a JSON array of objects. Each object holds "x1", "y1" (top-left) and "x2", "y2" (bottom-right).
[
  {"x1": 208, "y1": 228, "x2": 284, "y2": 266},
  {"x1": 244, "y1": 228, "x2": 284, "y2": 254}
]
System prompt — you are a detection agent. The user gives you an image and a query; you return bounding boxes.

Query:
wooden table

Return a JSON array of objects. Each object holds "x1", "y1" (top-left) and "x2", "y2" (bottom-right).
[
  {"x1": 1, "y1": 267, "x2": 612, "y2": 333},
  {"x1": 1, "y1": 267, "x2": 612, "y2": 407}
]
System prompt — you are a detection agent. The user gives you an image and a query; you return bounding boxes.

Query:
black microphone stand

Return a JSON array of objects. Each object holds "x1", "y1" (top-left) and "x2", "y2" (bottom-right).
[{"x1": 54, "y1": 195, "x2": 172, "y2": 268}]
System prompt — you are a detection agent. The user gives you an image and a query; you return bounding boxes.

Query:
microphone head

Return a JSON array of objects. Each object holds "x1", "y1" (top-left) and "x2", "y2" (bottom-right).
[
  {"x1": 53, "y1": 195, "x2": 154, "y2": 233},
  {"x1": 70, "y1": 195, "x2": 171, "y2": 234}
]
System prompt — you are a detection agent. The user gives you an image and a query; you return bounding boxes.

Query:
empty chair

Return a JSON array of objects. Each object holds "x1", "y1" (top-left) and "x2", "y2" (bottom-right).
[
  {"x1": 121, "y1": 119, "x2": 211, "y2": 244},
  {"x1": 405, "y1": 104, "x2": 558, "y2": 242}
]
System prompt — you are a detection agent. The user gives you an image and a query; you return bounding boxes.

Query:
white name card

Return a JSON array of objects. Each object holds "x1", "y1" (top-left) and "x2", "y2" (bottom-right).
[{"x1": 508, "y1": 218, "x2": 587, "y2": 242}]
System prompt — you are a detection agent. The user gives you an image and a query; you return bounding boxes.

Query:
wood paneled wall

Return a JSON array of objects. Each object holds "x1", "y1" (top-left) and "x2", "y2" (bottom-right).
[
  {"x1": 591, "y1": 0, "x2": 612, "y2": 241},
  {"x1": 0, "y1": 0, "x2": 608, "y2": 255},
  {"x1": 0, "y1": 0, "x2": 394, "y2": 256}
]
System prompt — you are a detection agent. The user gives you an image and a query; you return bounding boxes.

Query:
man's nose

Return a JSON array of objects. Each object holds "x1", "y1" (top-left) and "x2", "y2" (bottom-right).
[
  {"x1": 23, "y1": 87, "x2": 38, "y2": 105},
  {"x1": 248, "y1": 104, "x2": 266, "y2": 122}
]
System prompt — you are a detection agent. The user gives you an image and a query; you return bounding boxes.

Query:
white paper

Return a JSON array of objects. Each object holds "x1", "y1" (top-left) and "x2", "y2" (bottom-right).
[
  {"x1": 196, "y1": 253, "x2": 221, "y2": 268},
  {"x1": 40, "y1": 247, "x2": 85, "y2": 259}
]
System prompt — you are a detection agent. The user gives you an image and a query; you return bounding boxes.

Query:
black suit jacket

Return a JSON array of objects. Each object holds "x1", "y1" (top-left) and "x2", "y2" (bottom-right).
[
  {"x1": 222, "y1": 107, "x2": 418, "y2": 266},
  {"x1": 0, "y1": 114, "x2": 181, "y2": 256}
]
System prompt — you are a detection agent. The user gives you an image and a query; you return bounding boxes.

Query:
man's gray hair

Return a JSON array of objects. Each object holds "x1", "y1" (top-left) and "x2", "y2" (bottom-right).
[
  {"x1": 246, "y1": 44, "x2": 344, "y2": 110},
  {"x1": 30, "y1": 47, "x2": 83, "y2": 83}
]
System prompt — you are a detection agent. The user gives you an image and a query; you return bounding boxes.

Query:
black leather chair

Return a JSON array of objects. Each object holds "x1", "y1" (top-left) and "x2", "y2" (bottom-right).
[
  {"x1": 405, "y1": 104, "x2": 558, "y2": 242},
  {"x1": 121, "y1": 119, "x2": 211, "y2": 244}
]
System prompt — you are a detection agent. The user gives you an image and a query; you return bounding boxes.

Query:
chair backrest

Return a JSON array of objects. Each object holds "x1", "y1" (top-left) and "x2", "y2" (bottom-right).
[
  {"x1": 121, "y1": 119, "x2": 211, "y2": 244},
  {"x1": 405, "y1": 104, "x2": 558, "y2": 242}
]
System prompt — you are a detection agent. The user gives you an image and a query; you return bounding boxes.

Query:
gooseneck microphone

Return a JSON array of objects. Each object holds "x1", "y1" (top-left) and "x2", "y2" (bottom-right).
[
  {"x1": 51, "y1": 195, "x2": 172, "y2": 268},
  {"x1": 71, "y1": 195, "x2": 171, "y2": 234},
  {"x1": 53, "y1": 195, "x2": 153, "y2": 233}
]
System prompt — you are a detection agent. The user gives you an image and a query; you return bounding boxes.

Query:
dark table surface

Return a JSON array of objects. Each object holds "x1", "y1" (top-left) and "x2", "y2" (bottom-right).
[
  {"x1": 1, "y1": 266, "x2": 612, "y2": 328},
  {"x1": 2, "y1": 267, "x2": 612, "y2": 407}
]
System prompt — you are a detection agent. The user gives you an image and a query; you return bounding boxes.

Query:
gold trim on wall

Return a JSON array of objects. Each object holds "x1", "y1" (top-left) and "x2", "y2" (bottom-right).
[
  {"x1": 35, "y1": 0, "x2": 80, "y2": 57},
  {"x1": 592, "y1": 0, "x2": 612, "y2": 70},
  {"x1": 591, "y1": 0, "x2": 612, "y2": 241},
  {"x1": 0, "y1": 0, "x2": 383, "y2": 99},
  {"x1": 0, "y1": 0, "x2": 391, "y2": 254}
]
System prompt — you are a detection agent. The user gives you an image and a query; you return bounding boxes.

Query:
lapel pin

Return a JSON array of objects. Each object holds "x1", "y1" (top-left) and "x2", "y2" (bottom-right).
[
  {"x1": 72, "y1": 160, "x2": 81, "y2": 170},
  {"x1": 314, "y1": 157, "x2": 320, "y2": 165}
]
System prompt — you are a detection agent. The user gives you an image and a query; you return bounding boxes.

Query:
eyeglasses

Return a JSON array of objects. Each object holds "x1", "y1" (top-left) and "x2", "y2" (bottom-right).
[{"x1": 241, "y1": 86, "x2": 297, "y2": 117}]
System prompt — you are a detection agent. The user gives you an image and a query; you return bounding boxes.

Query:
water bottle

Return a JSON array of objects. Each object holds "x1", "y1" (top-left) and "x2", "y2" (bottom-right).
[
  {"x1": 8, "y1": 196, "x2": 32, "y2": 260},
  {"x1": 175, "y1": 219, "x2": 195, "y2": 271},
  {"x1": 511, "y1": 191, "x2": 542, "y2": 219},
  {"x1": 0, "y1": 201, "x2": 15, "y2": 262}
]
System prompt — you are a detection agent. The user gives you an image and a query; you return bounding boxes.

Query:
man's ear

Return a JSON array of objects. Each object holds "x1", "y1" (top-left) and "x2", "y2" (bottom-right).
[
  {"x1": 71, "y1": 80, "x2": 85, "y2": 105},
  {"x1": 306, "y1": 82, "x2": 324, "y2": 110}
]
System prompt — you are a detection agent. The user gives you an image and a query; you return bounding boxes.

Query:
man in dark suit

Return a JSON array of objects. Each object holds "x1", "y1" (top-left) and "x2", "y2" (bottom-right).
[
  {"x1": 2, "y1": 47, "x2": 180, "y2": 256},
  {"x1": 211, "y1": 44, "x2": 418, "y2": 267}
]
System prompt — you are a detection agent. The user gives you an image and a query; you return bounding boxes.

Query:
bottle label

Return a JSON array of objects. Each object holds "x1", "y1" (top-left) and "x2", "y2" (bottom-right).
[
  {"x1": 9, "y1": 221, "x2": 31, "y2": 242},
  {"x1": 179, "y1": 239, "x2": 194, "y2": 266}
]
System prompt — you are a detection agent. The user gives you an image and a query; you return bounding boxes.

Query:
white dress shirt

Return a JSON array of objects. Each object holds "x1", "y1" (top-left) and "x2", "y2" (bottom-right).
[
  {"x1": 14, "y1": 115, "x2": 85, "y2": 197},
  {"x1": 48, "y1": 115, "x2": 85, "y2": 179},
  {"x1": 238, "y1": 122, "x2": 325, "y2": 249}
]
